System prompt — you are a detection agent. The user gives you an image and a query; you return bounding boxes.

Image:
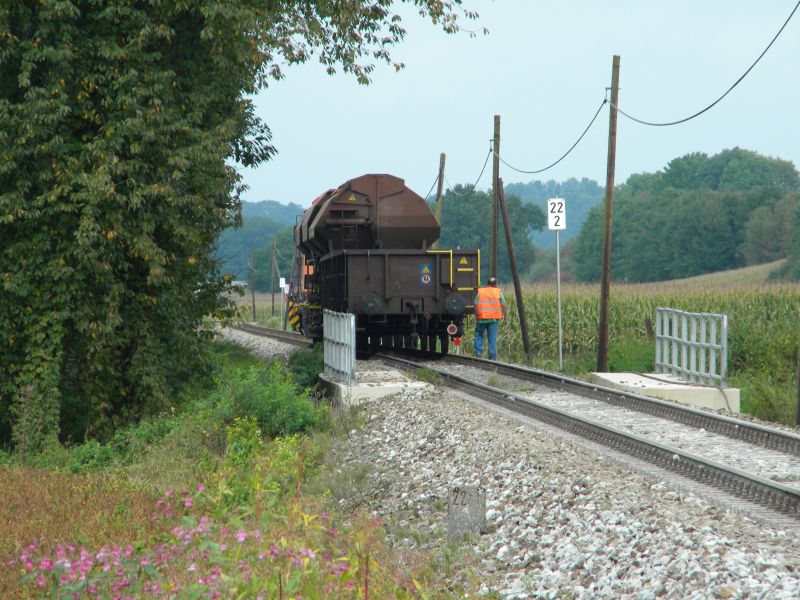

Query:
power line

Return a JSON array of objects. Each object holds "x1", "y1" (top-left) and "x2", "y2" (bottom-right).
[
  {"x1": 493, "y1": 98, "x2": 608, "y2": 175},
  {"x1": 614, "y1": 0, "x2": 800, "y2": 127},
  {"x1": 422, "y1": 172, "x2": 440, "y2": 200},
  {"x1": 445, "y1": 147, "x2": 493, "y2": 196}
]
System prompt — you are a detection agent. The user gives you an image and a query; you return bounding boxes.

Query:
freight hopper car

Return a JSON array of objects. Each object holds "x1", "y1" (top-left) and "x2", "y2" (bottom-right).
[{"x1": 291, "y1": 174, "x2": 479, "y2": 353}]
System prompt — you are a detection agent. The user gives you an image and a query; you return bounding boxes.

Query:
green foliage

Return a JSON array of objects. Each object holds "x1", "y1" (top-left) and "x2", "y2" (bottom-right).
[
  {"x1": 214, "y1": 215, "x2": 286, "y2": 281},
  {"x1": 287, "y1": 346, "x2": 324, "y2": 390},
  {"x1": 504, "y1": 178, "x2": 604, "y2": 250},
  {"x1": 250, "y1": 225, "x2": 296, "y2": 292},
  {"x1": 1, "y1": 0, "x2": 477, "y2": 453},
  {"x1": 437, "y1": 185, "x2": 546, "y2": 282},
  {"x1": 571, "y1": 148, "x2": 800, "y2": 283},
  {"x1": 607, "y1": 338, "x2": 654, "y2": 373},
  {"x1": 242, "y1": 199, "x2": 306, "y2": 223},
  {"x1": 414, "y1": 367, "x2": 442, "y2": 385},
  {"x1": 216, "y1": 362, "x2": 322, "y2": 438},
  {"x1": 775, "y1": 203, "x2": 800, "y2": 281}
]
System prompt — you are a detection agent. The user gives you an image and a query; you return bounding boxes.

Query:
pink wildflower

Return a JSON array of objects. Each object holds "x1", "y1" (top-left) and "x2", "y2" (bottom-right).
[
  {"x1": 236, "y1": 531, "x2": 247, "y2": 543},
  {"x1": 197, "y1": 483, "x2": 206, "y2": 493},
  {"x1": 36, "y1": 574, "x2": 46, "y2": 588},
  {"x1": 184, "y1": 496, "x2": 193, "y2": 509}
]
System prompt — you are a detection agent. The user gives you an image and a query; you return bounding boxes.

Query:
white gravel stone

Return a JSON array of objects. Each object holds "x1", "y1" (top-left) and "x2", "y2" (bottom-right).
[
  {"x1": 217, "y1": 326, "x2": 300, "y2": 358},
  {"x1": 329, "y1": 379, "x2": 800, "y2": 598}
]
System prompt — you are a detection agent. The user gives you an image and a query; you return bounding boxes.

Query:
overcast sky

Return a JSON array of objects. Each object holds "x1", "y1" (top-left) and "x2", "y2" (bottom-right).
[{"x1": 239, "y1": 1, "x2": 800, "y2": 206}]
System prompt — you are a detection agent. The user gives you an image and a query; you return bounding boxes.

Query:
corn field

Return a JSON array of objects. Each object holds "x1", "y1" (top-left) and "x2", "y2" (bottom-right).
[{"x1": 465, "y1": 282, "x2": 800, "y2": 425}]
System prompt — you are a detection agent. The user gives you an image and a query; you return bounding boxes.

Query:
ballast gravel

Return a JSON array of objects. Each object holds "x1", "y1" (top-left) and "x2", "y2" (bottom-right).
[
  {"x1": 217, "y1": 327, "x2": 300, "y2": 358},
  {"x1": 332, "y1": 383, "x2": 800, "y2": 599}
]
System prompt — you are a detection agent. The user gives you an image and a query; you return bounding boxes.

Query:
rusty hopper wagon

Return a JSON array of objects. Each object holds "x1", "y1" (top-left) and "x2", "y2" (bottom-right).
[{"x1": 291, "y1": 174, "x2": 479, "y2": 353}]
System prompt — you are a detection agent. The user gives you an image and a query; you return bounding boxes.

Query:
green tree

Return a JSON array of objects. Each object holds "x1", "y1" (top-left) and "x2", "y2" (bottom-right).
[
  {"x1": 0, "y1": 1, "x2": 477, "y2": 451},
  {"x1": 776, "y1": 204, "x2": 800, "y2": 280},
  {"x1": 570, "y1": 149, "x2": 800, "y2": 283},
  {"x1": 215, "y1": 215, "x2": 286, "y2": 281},
  {"x1": 504, "y1": 177, "x2": 604, "y2": 250},
  {"x1": 250, "y1": 226, "x2": 295, "y2": 292},
  {"x1": 436, "y1": 185, "x2": 546, "y2": 283}
]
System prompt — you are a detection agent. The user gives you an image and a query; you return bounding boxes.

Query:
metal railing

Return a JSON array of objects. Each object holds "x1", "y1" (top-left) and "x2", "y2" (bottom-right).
[
  {"x1": 323, "y1": 309, "x2": 356, "y2": 384},
  {"x1": 655, "y1": 308, "x2": 728, "y2": 386}
]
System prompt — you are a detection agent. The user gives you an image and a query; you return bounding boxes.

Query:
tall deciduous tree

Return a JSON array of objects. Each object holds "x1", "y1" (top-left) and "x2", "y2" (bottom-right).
[{"x1": 0, "y1": 1, "x2": 477, "y2": 451}]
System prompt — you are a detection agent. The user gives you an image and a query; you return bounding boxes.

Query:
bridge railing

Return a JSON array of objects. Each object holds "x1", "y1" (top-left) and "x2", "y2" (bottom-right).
[
  {"x1": 655, "y1": 307, "x2": 728, "y2": 386},
  {"x1": 323, "y1": 309, "x2": 356, "y2": 384}
]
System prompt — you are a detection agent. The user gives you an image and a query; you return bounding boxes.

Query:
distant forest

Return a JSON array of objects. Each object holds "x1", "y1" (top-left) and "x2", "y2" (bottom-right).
[
  {"x1": 213, "y1": 200, "x2": 302, "y2": 285},
  {"x1": 215, "y1": 149, "x2": 800, "y2": 290},
  {"x1": 504, "y1": 178, "x2": 604, "y2": 249},
  {"x1": 570, "y1": 148, "x2": 800, "y2": 283}
]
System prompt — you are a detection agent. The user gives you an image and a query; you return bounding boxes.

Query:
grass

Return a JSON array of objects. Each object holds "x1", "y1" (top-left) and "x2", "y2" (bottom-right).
[{"x1": 1, "y1": 340, "x2": 474, "y2": 598}]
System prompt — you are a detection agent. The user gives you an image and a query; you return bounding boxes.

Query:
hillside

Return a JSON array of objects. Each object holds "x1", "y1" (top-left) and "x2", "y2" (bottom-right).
[
  {"x1": 646, "y1": 259, "x2": 788, "y2": 289},
  {"x1": 241, "y1": 199, "x2": 305, "y2": 225},
  {"x1": 504, "y1": 178, "x2": 604, "y2": 249},
  {"x1": 214, "y1": 200, "x2": 304, "y2": 282}
]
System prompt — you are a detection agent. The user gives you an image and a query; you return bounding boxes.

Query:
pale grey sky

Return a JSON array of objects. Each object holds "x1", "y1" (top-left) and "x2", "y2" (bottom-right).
[{"x1": 240, "y1": 1, "x2": 800, "y2": 206}]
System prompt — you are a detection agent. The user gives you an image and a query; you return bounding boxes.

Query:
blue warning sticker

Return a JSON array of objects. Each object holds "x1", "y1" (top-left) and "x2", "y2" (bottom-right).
[{"x1": 419, "y1": 262, "x2": 433, "y2": 285}]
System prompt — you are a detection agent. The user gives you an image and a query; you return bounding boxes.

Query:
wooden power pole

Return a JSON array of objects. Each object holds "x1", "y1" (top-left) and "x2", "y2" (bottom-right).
[
  {"x1": 498, "y1": 179, "x2": 532, "y2": 358},
  {"x1": 432, "y1": 152, "x2": 446, "y2": 249},
  {"x1": 491, "y1": 115, "x2": 500, "y2": 277},
  {"x1": 271, "y1": 240, "x2": 276, "y2": 316},
  {"x1": 597, "y1": 55, "x2": 620, "y2": 372}
]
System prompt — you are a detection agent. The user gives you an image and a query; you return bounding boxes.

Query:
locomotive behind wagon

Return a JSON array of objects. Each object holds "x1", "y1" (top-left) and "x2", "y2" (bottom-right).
[{"x1": 289, "y1": 174, "x2": 479, "y2": 353}]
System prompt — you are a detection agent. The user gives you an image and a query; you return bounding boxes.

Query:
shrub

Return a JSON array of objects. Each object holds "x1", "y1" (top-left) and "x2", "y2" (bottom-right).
[
  {"x1": 221, "y1": 362, "x2": 323, "y2": 437},
  {"x1": 287, "y1": 345, "x2": 324, "y2": 390}
]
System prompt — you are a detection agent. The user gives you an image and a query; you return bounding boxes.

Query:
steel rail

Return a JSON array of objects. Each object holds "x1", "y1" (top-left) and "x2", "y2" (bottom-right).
[
  {"x1": 377, "y1": 353, "x2": 800, "y2": 519},
  {"x1": 434, "y1": 354, "x2": 800, "y2": 458},
  {"x1": 231, "y1": 323, "x2": 314, "y2": 349}
]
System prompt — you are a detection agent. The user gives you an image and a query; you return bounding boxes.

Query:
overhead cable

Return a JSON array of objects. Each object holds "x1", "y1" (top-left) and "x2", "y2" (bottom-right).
[
  {"x1": 446, "y1": 147, "x2": 493, "y2": 196},
  {"x1": 422, "y1": 172, "x2": 440, "y2": 200},
  {"x1": 614, "y1": 0, "x2": 800, "y2": 127},
  {"x1": 494, "y1": 98, "x2": 608, "y2": 175}
]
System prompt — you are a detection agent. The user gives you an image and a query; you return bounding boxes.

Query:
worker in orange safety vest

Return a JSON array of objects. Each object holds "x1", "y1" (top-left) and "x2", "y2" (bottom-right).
[{"x1": 473, "y1": 276, "x2": 507, "y2": 360}]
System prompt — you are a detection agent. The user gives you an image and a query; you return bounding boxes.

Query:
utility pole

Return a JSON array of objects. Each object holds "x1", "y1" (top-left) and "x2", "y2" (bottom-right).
[
  {"x1": 597, "y1": 55, "x2": 620, "y2": 372},
  {"x1": 271, "y1": 240, "x2": 276, "y2": 316},
  {"x1": 248, "y1": 253, "x2": 256, "y2": 322},
  {"x1": 432, "y1": 153, "x2": 446, "y2": 249},
  {"x1": 491, "y1": 115, "x2": 500, "y2": 277},
  {"x1": 498, "y1": 179, "x2": 531, "y2": 358}
]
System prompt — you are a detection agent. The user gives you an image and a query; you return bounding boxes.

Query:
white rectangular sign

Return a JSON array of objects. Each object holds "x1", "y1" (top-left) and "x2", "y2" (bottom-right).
[
  {"x1": 547, "y1": 197, "x2": 566, "y2": 231},
  {"x1": 279, "y1": 277, "x2": 286, "y2": 288}
]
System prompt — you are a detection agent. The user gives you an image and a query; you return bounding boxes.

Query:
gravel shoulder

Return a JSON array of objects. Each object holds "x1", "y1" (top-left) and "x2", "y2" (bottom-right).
[{"x1": 331, "y1": 382, "x2": 800, "y2": 599}]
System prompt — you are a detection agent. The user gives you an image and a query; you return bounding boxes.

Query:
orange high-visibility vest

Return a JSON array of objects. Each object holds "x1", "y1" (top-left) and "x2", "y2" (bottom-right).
[{"x1": 475, "y1": 287, "x2": 503, "y2": 320}]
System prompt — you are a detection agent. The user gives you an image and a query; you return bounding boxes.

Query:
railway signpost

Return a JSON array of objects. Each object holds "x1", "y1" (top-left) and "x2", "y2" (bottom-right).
[
  {"x1": 548, "y1": 197, "x2": 566, "y2": 370},
  {"x1": 447, "y1": 485, "x2": 486, "y2": 541}
]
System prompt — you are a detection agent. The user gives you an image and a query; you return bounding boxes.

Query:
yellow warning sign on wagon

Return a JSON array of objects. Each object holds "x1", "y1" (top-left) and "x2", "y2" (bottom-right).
[
  {"x1": 347, "y1": 193, "x2": 356, "y2": 202},
  {"x1": 459, "y1": 257, "x2": 468, "y2": 265}
]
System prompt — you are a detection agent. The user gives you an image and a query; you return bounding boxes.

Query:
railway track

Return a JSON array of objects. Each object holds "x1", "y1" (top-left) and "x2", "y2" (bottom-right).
[
  {"x1": 224, "y1": 324, "x2": 800, "y2": 522},
  {"x1": 230, "y1": 323, "x2": 314, "y2": 349},
  {"x1": 376, "y1": 351, "x2": 800, "y2": 523}
]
